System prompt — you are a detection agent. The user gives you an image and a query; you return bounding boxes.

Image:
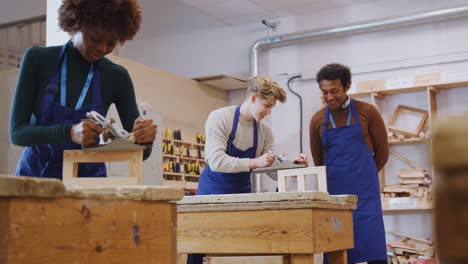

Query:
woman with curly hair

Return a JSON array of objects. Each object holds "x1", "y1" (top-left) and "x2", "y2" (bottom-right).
[{"x1": 10, "y1": 0, "x2": 156, "y2": 179}]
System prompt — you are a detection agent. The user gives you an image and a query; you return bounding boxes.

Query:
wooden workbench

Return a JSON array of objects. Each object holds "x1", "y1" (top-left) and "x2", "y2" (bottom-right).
[
  {"x1": 177, "y1": 192, "x2": 357, "y2": 264},
  {"x1": 0, "y1": 175, "x2": 184, "y2": 264}
]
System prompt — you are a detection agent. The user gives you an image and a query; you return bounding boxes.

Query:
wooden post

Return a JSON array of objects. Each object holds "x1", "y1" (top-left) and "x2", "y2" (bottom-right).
[
  {"x1": 328, "y1": 250, "x2": 347, "y2": 264},
  {"x1": 287, "y1": 255, "x2": 314, "y2": 264}
]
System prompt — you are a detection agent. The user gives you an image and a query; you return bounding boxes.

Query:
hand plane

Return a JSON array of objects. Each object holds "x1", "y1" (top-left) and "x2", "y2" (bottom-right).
[
  {"x1": 83, "y1": 111, "x2": 145, "y2": 152},
  {"x1": 252, "y1": 151, "x2": 306, "y2": 175}
]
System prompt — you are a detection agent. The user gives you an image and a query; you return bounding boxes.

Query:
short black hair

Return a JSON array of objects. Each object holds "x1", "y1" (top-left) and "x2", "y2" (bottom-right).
[{"x1": 316, "y1": 63, "x2": 352, "y2": 89}]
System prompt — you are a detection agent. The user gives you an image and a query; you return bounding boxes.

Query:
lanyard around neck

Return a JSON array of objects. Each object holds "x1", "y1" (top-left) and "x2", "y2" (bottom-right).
[
  {"x1": 329, "y1": 107, "x2": 352, "y2": 128},
  {"x1": 60, "y1": 53, "x2": 95, "y2": 110}
]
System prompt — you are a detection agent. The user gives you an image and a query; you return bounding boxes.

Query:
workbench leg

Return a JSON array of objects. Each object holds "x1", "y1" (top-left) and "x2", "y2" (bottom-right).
[
  {"x1": 287, "y1": 254, "x2": 314, "y2": 264},
  {"x1": 328, "y1": 250, "x2": 347, "y2": 264}
]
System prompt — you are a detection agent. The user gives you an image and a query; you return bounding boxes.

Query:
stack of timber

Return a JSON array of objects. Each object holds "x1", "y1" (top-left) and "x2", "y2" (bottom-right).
[
  {"x1": 383, "y1": 168, "x2": 431, "y2": 198},
  {"x1": 387, "y1": 232, "x2": 435, "y2": 264}
]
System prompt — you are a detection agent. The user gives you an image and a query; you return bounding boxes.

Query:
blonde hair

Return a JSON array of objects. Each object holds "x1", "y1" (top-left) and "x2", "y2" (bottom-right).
[{"x1": 246, "y1": 75, "x2": 287, "y2": 103}]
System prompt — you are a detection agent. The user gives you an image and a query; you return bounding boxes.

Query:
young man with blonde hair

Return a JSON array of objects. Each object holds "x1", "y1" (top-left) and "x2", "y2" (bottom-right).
[{"x1": 188, "y1": 75, "x2": 307, "y2": 264}]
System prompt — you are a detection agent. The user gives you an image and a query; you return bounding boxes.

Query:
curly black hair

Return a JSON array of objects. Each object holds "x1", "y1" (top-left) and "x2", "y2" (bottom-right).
[
  {"x1": 316, "y1": 63, "x2": 352, "y2": 89},
  {"x1": 58, "y1": 0, "x2": 142, "y2": 43}
]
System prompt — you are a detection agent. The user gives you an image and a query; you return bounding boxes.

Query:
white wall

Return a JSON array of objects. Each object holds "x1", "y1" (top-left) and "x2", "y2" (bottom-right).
[
  {"x1": 46, "y1": 0, "x2": 68, "y2": 46},
  {"x1": 0, "y1": 0, "x2": 45, "y2": 25}
]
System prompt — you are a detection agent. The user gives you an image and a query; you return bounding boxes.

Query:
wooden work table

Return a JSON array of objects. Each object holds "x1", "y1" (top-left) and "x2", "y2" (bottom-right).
[
  {"x1": 177, "y1": 192, "x2": 358, "y2": 264},
  {"x1": 0, "y1": 175, "x2": 184, "y2": 264}
]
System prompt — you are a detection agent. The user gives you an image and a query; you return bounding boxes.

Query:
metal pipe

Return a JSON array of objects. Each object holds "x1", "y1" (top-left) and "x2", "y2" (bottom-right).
[
  {"x1": 251, "y1": 5, "x2": 468, "y2": 193},
  {"x1": 250, "y1": 5, "x2": 468, "y2": 77}
]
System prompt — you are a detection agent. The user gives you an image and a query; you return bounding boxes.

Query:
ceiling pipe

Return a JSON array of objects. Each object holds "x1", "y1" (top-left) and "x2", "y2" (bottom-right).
[
  {"x1": 251, "y1": 5, "x2": 468, "y2": 193},
  {"x1": 250, "y1": 5, "x2": 468, "y2": 77}
]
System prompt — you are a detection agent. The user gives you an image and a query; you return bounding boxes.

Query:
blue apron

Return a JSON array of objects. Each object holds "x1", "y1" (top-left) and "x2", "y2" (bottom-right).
[
  {"x1": 15, "y1": 41, "x2": 107, "y2": 180},
  {"x1": 323, "y1": 100, "x2": 386, "y2": 264},
  {"x1": 187, "y1": 105, "x2": 258, "y2": 263}
]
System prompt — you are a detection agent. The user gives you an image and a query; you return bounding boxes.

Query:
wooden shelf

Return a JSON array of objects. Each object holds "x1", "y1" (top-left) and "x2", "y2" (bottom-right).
[
  {"x1": 163, "y1": 172, "x2": 200, "y2": 178},
  {"x1": 162, "y1": 154, "x2": 205, "y2": 163},
  {"x1": 163, "y1": 172, "x2": 184, "y2": 176},
  {"x1": 162, "y1": 133, "x2": 204, "y2": 193},
  {"x1": 381, "y1": 197, "x2": 432, "y2": 212},
  {"x1": 163, "y1": 138, "x2": 205, "y2": 148},
  {"x1": 180, "y1": 156, "x2": 205, "y2": 162},
  {"x1": 388, "y1": 138, "x2": 428, "y2": 145},
  {"x1": 350, "y1": 80, "x2": 468, "y2": 98}
]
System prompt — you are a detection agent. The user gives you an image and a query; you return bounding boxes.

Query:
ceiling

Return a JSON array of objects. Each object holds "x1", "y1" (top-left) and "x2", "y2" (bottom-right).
[{"x1": 179, "y1": 0, "x2": 380, "y2": 25}]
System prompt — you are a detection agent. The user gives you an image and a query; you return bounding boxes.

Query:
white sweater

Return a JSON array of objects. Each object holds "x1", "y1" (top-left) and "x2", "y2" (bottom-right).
[{"x1": 204, "y1": 105, "x2": 274, "y2": 173}]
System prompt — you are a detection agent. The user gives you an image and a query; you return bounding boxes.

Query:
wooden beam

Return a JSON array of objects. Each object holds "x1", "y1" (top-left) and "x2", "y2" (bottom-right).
[{"x1": 389, "y1": 150, "x2": 420, "y2": 169}]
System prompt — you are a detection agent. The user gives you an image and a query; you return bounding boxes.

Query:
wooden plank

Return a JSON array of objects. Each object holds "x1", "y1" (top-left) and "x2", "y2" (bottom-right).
[
  {"x1": 391, "y1": 232, "x2": 433, "y2": 245},
  {"x1": 63, "y1": 149, "x2": 142, "y2": 163},
  {"x1": 204, "y1": 256, "x2": 284, "y2": 264},
  {"x1": 178, "y1": 200, "x2": 357, "y2": 213},
  {"x1": 178, "y1": 192, "x2": 330, "y2": 205},
  {"x1": 65, "y1": 185, "x2": 184, "y2": 201},
  {"x1": 177, "y1": 208, "x2": 353, "y2": 254},
  {"x1": 389, "y1": 150, "x2": 420, "y2": 169},
  {"x1": 0, "y1": 175, "x2": 65, "y2": 198},
  {"x1": 0, "y1": 198, "x2": 177, "y2": 263}
]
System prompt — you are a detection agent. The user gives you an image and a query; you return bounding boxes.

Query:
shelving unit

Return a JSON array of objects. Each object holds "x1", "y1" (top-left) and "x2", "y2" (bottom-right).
[
  {"x1": 161, "y1": 135, "x2": 205, "y2": 194},
  {"x1": 351, "y1": 80, "x2": 468, "y2": 211},
  {"x1": 350, "y1": 77, "x2": 468, "y2": 255}
]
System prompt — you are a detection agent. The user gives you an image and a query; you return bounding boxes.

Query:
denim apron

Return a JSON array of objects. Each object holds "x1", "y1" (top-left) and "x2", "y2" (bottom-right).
[
  {"x1": 188, "y1": 105, "x2": 258, "y2": 263},
  {"x1": 16, "y1": 41, "x2": 106, "y2": 180},
  {"x1": 323, "y1": 100, "x2": 386, "y2": 263}
]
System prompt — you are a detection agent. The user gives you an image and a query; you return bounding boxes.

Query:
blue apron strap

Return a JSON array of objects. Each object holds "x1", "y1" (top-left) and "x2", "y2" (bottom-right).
[
  {"x1": 56, "y1": 41, "x2": 95, "y2": 110},
  {"x1": 251, "y1": 120, "x2": 258, "y2": 159},
  {"x1": 91, "y1": 63, "x2": 102, "y2": 106},
  {"x1": 322, "y1": 106, "x2": 331, "y2": 147},
  {"x1": 40, "y1": 42, "x2": 69, "y2": 114},
  {"x1": 328, "y1": 108, "x2": 352, "y2": 128},
  {"x1": 328, "y1": 112, "x2": 337, "y2": 128},
  {"x1": 60, "y1": 54, "x2": 67, "y2": 106},
  {"x1": 74, "y1": 63, "x2": 94, "y2": 110},
  {"x1": 229, "y1": 106, "x2": 241, "y2": 141}
]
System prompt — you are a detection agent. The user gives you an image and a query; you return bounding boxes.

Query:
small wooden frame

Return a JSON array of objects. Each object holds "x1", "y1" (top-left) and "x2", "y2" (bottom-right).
[
  {"x1": 62, "y1": 149, "x2": 143, "y2": 188},
  {"x1": 277, "y1": 166, "x2": 327, "y2": 192},
  {"x1": 387, "y1": 105, "x2": 428, "y2": 138}
]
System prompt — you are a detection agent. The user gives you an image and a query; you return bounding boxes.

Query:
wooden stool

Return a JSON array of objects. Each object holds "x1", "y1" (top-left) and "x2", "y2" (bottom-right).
[
  {"x1": 62, "y1": 149, "x2": 143, "y2": 188},
  {"x1": 277, "y1": 166, "x2": 327, "y2": 192}
]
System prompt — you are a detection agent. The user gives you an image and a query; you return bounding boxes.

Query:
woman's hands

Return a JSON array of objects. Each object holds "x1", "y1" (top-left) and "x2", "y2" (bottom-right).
[
  {"x1": 133, "y1": 116, "x2": 157, "y2": 145},
  {"x1": 70, "y1": 120, "x2": 105, "y2": 145},
  {"x1": 71, "y1": 116, "x2": 157, "y2": 146}
]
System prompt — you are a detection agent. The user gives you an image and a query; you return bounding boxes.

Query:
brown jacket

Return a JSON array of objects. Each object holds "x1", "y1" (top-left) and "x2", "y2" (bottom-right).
[{"x1": 309, "y1": 99, "x2": 389, "y2": 171}]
